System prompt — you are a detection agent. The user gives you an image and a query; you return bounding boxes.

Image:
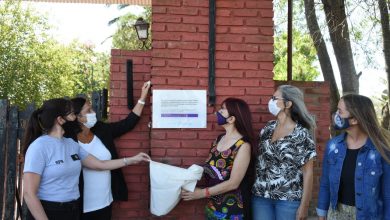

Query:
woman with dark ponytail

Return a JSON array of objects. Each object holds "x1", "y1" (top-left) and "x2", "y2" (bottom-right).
[{"x1": 23, "y1": 98, "x2": 150, "y2": 220}]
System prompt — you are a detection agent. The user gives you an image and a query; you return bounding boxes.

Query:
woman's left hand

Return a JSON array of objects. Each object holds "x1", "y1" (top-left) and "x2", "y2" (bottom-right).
[
  {"x1": 181, "y1": 187, "x2": 204, "y2": 201},
  {"x1": 296, "y1": 204, "x2": 308, "y2": 220}
]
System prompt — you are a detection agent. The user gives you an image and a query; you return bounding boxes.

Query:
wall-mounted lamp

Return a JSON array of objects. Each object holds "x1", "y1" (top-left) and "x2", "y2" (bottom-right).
[{"x1": 134, "y1": 17, "x2": 150, "y2": 49}]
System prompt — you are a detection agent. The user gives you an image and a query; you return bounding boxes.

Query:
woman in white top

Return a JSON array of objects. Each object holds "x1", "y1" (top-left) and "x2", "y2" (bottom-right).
[
  {"x1": 63, "y1": 81, "x2": 151, "y2": 220},
  {"x1": 23, "y1": 98, "x2": 150, "y2": 220}
]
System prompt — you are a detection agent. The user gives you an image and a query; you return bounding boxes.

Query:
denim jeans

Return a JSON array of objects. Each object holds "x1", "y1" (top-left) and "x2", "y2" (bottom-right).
[{"x1": 252, "y1": 196, "x2": 300, "y2": 220}]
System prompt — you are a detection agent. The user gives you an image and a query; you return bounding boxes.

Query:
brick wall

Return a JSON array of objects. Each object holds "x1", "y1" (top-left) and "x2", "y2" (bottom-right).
[
  {"x1": 108, "y1": 0, "x2": 331, "y2": 219},
  {"x1": 150, "y1": 0, "x2": 274, "y2": 219},
  {"x1": 110, "y1": 49, "x2": 152, "y2": 220},
  {"x1": 275, "y1": 81, "x2": 331, "y2": 216}
]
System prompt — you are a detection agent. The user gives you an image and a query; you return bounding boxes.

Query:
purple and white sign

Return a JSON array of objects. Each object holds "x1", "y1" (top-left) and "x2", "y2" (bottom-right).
[{"x1": 152, "y1": 90, "x2": 207, "y2": 128}]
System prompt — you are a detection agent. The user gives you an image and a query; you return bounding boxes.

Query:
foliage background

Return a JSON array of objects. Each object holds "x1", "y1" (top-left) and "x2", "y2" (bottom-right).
[{"x1": 0, "y1": 0, "x2": 109, "y2": 108}]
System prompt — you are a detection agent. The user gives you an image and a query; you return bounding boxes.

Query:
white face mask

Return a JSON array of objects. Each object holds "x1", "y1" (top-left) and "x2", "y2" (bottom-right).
[
  {"x1": 83, "y1": 113, "x2": 97, "y2": 128},
  {"x1": 268, "y1": 99, "x2": 282, "y2": 116}
]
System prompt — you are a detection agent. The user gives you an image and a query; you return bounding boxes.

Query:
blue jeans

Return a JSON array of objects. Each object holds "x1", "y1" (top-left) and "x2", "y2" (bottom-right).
[{"x1": 252, "y1": 196, "x2": 300, "y2": 220}]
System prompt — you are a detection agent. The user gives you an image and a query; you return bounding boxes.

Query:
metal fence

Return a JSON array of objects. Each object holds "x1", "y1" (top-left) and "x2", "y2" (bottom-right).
[{"x1": 0, "y1": 89, "x2": 107, "y2": 220}]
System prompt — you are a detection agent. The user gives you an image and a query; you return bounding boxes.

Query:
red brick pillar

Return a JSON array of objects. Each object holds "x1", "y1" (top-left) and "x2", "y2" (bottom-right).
[
  {"x1": 109, "y1": 1, "x2": 332, "y2": 219},
  {"x1": 151, "y1": 0, "x2": 274, "y2": 219},
  {"x1": 110, "y1": 49, "x2": 152, "y2": 219}
]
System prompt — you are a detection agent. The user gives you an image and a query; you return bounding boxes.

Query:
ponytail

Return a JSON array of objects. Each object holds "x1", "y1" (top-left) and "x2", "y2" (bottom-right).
[
  {"x1": 23, "y1": 98, "x2": 73, "y2": 155},
  {"x1": 23, "y1": 108, "x2": 44, "y2": 155}
]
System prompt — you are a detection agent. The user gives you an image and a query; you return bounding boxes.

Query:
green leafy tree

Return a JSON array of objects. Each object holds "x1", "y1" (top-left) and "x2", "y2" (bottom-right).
[
  {"x1": 61, "y1": 41, "x2": 110, "y2": 95},
  {"x1": 111, "y1": 6, "x2": 151, "y2": 50},
  {"x1": 0, "y1": 1, "x2": 56, "y2": 106},
  {"x1": 274, "y1": 30, "x2": 320, "y2": 81},
  {"x1": 302, "y1": 0, "x2": 389, "y2": 115},
  {"x1": 0, "y1": 0, "x2": 109, "y2": 107}
]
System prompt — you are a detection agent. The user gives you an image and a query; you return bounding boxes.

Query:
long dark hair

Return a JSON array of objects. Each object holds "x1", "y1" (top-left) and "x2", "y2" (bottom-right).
[
  {"x1": 222, "y1": 98, "x2": 256, "y2": 156},
  {"x1": 63, "y1": 97, "x2": 87, "y2": 137},
  {"x1": 222, "y1": 98, "x2": 256, "y2": 220},
  {"x1": 342, "y1": 94, "x2": 390, "y2": 163},
  {"x1": 23, "y1": 98, "x2": 73, "y2": 155}
]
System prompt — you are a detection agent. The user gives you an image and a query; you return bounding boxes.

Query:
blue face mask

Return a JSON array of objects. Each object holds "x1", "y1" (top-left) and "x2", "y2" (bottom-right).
[
  {"x1": 216, "y1": 111, "x2": 229, "y2": 125},
  {"x1": 333, "y1": 113, "x2": 351, "y2": 130}
]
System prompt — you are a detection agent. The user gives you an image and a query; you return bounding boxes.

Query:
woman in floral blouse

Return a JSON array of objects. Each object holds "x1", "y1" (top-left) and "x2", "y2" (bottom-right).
[
  {"x1": 181, "y1": 98, "x2": 256, "y2": 220},
  {"x1": 252, "y1": 85, "x2": 316, "y2": 220}
]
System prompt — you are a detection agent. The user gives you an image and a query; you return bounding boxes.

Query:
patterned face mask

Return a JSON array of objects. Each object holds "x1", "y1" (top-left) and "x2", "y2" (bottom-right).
[{"x1": 333, "y1": 112, "x2": 351, "y2": 130}]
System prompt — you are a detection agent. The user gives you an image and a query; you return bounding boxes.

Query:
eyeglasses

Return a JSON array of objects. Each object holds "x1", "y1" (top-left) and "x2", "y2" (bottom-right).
[{"x1": 271, "y1": 96, "x2": 284, "y2": 101}]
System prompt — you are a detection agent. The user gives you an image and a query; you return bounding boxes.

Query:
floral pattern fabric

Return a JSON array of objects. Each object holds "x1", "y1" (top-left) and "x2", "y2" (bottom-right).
[
  {"x1": 252, "y1": 120, "x2": 316, "y2": 201},
  {"x1": 204, "y1": 136, "x2": 246, "y2": 220}
]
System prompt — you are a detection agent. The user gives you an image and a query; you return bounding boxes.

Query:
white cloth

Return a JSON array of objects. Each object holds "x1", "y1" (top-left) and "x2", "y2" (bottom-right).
[
  {"x1": 79, "y1": 136, "x2": 113, "y2": 213},
  {"x1": 149, "y1": 161, "x2": 203, "y2": 216}
]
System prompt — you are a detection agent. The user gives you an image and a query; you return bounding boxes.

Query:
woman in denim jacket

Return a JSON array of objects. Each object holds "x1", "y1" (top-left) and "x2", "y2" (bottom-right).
[{"x1": 317, "y1": 94, "x2": 390, "y2": 220}]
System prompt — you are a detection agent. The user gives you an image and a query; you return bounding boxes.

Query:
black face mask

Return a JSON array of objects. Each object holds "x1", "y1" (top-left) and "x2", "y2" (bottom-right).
[
  {"x1": 61, "y1": 110, "x2": 75, "y2": 126},
  {"x1": 60, "y1": 118, "x2": 69, "y2": 129},
  {"x1": 60, "y1": 114, "x2": 74, "y2": 129}
]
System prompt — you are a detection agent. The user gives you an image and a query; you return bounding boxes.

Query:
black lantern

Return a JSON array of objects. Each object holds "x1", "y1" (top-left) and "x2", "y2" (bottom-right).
[{"x1": 134, "y1": 17, "x2": 150, "y2": 49}]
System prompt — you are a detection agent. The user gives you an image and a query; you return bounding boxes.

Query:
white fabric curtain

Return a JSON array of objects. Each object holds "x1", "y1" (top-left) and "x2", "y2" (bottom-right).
[{"x1": 149, "y1": 161, "x2": 203, "y2": 216}]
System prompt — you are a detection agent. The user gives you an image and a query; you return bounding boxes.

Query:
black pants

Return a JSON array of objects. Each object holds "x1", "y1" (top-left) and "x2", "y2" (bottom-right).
[
  {"x1": 26, "y1": 199, "x2": 80, "y2": 220},
  {"x1": 81, "y1": 204, "x2": 112, "y2": 220}
]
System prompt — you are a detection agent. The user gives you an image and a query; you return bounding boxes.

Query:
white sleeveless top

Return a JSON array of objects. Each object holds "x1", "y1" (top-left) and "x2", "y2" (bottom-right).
[{"x1": 79, "y1": 135, "x2": 113, "y2": 213}]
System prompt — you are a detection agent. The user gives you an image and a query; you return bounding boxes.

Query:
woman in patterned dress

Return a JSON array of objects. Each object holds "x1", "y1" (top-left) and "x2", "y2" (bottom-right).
[
  {"x1": 181, "y1": 98, "x2": 256, "y2": 220},
  {"x1": 252, "y1": 85, "x2": 317, "y2": 220}
]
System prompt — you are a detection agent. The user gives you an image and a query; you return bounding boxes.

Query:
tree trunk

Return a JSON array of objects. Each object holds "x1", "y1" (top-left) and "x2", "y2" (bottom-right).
[
  {"x1": 378, "y1": 0, "x2": 390, "y2": 96},
  {"x1": 321, "y1": 0, "x2": 360, "y2": 94},
  {"x1": 388, "y1": 0, "x2": 390, "y2": 15},
  {"x1": 304, "y1": 0, "x2": 340, "y2": 114},
  {"x1": 378, "y1": 0, "x2": 390, "y2": 129}
]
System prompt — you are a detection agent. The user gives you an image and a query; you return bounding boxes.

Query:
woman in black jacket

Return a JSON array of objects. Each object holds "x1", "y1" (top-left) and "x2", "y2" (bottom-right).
[{"x1": 64, "y1": 81, "x2": 150, "y2": 220}]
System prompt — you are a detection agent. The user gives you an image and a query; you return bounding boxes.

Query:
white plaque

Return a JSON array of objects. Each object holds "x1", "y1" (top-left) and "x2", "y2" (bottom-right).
[{"x1": 152, "y1": 90, "x2": 207, "y2": 128}]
